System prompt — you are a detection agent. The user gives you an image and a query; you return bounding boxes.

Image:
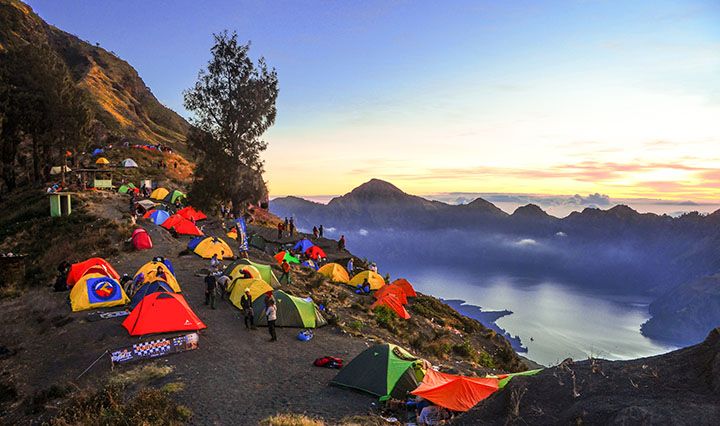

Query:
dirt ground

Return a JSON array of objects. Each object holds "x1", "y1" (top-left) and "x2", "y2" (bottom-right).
[{"x1": 0, "y1": 199, "x2": 378, "y2": 425}]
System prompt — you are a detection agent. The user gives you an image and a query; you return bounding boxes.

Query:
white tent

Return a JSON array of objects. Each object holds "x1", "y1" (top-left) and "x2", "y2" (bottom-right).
[
  {"x1": 50, "y1": 166, "x2": 71, "y2": 175},
  {"x1": 121, "y1": 158, "x2": 138, "y2": 168}
]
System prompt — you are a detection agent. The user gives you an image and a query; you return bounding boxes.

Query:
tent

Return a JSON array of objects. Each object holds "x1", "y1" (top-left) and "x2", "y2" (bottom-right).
[
  {"x1": 49, "y1": 165, "x2": 71, "y2": 175},
  {"x1": 134, "y1": 261, "x2": 182, "y2": 292},
  {"x1": 317, "y1": 263, "x2": 350, "y2": 284},
  {"x1": 144, "y1": 209, "x2": 170, "y2": 225},
  {"x1": 331, "y1": 344, "x2": 425, "y2": 401},
  {"x1": 163, "y1": 190, "x2": 186, "y2": 204},
  {"x1": 371, "y1": 293, "x2": 411, "y2": 319},
  {"x1": 252, "y1": 290, "x2": 326, "y2": 328},
  {"x1": 91, "y1": 148, "x2": 103, "y2": 157},
  {"x1": 66, "y1": 258, "x2": 120, "y2": 287},
  {"x1": 95, "y1": 157, "x2": 110, "y2": 165},
  {"x1": 131, "y1": 228, "x2": 153, "y2": 250},
  {"x1": 487, "y1": 369, "x2": 543, "y2": 389},
  {"x1": 228, "y1": 259, "x2": 279, "y2": 286},
  {"x1": 228, "y1": 278, "x2": 273, "y2": 308},
  {"x1": 128, "y1": 281, "x2": 174, "y2": 310},
  {"x1": 122, "y1": 292, "x2": 206, "y2": 336},
  {"x1": 390, "y1": 278, "x2": 417, "y2": 298},
  {"x1": 69, "y1": 273, "x2": 130, "y2": 312},
  {"x1": 188, "y1": 236, "x2": 234, "y2": 259},
  {"x1": 293, "y1": 239, "x2": 314, "y2": 253},
  {"x1": 160, "y1": 214, "x2": 203, "y2": 236},
  {"x1": 411, "y1": 369, "x2": 499, "y2": 412},
  {"x1": 150, "y1": 187, "x2": 169, "y2": 200},
  {"x1": 305, "y1": 245, "x2": 326, "y2": 260},
  {"x1": 274, "y1": 250, "x2": 300, "y2": 265},
  {"x1": 375, "y1": 284, "x2": 409, "y2": 305},
  {"x1": 349, "y1": 271, "x2": 386, "y2": 290},
  {"x1": 301, "y1": 260, "x2": 319, "y2": 271},
  {"x1": 228, "y1": 264, "x2": 262, "y2": 281},
  {"x1": 177, "y1": 206, "x2": 207, "y2": 221},
  {"x1": 120, "y1": 158, "x2": 138, "y2": 168},
  {"x1": 118, "y1": 183, "x2": 139, "y2": 195}
]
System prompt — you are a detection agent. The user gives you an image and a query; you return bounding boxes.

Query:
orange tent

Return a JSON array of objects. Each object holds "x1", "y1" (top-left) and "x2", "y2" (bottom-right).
[
  {"x1": 411, "y1": 369, "x2": 499, "y2": 412},
  {"x1": 374, "y1": 284, "x2": 408, "y2": 305},
  {"x1": 371, "y1": 293, "x2": 411, "y2": 320},
  {"x1": 177, "y1": 206, "x2": 207, "y2": 221},
  {"x1": 122, "y1": 292, "x2": 206, "y2": 336},
  {"x1": 66, "y1": 258, "x2": 120, "y2": 287},
  {"x1": 160, "y1": 214, "x2": 203, "y2": 236},
  {"x1": 391, "y1": 278, "x2": 417, "y2": 297}
]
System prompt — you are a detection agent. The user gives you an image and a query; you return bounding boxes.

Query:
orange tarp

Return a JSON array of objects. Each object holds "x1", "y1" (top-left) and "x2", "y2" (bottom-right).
[
  {"x1": 371, "y1": 293, "x2": 411, "y2": 320},
  {"x1": 411, "y1": 369, "x2": 499, "y2": 412}
]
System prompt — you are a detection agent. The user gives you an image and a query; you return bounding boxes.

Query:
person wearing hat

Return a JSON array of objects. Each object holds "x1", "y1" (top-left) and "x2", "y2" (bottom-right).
[{"x1": 240, "y1": 288, "x2": 255, "y2": 330}]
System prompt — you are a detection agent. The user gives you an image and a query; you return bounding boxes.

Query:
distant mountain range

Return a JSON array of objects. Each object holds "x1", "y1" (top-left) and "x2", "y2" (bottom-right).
[
  {"x1": 0, "y1": 0, "x2": 189, "y2": 150},
  {"x1": 272, "y1": 179, "x2": 720, "y2": 346}
]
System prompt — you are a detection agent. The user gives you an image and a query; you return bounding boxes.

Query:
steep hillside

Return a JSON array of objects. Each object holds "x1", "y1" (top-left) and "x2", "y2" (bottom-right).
[{"x1": 0, "y1": 0, "x2": 190, "y2": 152}]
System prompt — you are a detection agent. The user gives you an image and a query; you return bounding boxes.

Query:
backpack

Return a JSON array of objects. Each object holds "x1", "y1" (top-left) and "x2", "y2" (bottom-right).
[{"x1": 313, "y1": 356, "x2": 343, "y2": 369}]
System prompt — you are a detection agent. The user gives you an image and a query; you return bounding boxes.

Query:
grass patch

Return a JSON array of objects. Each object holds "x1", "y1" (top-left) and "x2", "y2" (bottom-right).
[
  {"x1": 161, "y1": 382, "x2": 185, "y2": 394},
  {"x1": 373, "y1": 305, "x2": 399, "y2": 333},
  {"x1": 108, "y1": 364, "x2": 174, "y2": 387},
  {"x1": 340, "y1": 415, "x2": 390, "y2": 426},
  {"x1": 347, "y1": 320, "x2": 363, "y2": 331},
  {"x1": 260, "y1": 413, "x2": 325, "y2": 426}
]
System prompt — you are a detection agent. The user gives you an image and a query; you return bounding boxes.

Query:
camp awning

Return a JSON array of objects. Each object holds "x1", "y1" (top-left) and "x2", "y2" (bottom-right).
[{"x1": 412, "y1": 369, "x2": 499, "y2": 412}]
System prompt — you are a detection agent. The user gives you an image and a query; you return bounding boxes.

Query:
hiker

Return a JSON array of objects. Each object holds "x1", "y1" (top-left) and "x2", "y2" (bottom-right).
[
  {"x1": 369, "y1": 262, "x2": 378, "y2": 273},
  {"x1": 277, "y1": 221, "x2": 284, "y2": 239},
  {"x1": 263, "y1": 291, "x2": 275, "y2": 309},
  {"x1": 54, "y1": 261, "x2": 71, "y2": 292},
  {"x1": 216, "y1": 274, "x2": 231, "y2": 300},
  {"x1": 204, "y1": 272, "x2": 217, "y2": 309},
  {"x1": 346, "y1": 258, "x2": 354, "y2": 274},
  {"x1": 313, "y1": 226, "x2": 319, "y2": 239},
  {"x1": 240, "y1": 288, "x2": 255, "y2": 329},
  {"x1": 155, "y1": 266, "x2": 167, "y2": 281},
  {"x1": 210, "y1": 253, "x2": 220, "y2": 272},
  {"x1": 119, "y1": 274, "x2": 133, "y2": 295},
  {"x1": 338, "y1": 235, "x2": 346, "y2": 251},
  {"x1": 319, "y1": 224, "x2": 324, "y2": 238},
  {"x1": 289, "y1": 217, "x2": 295, "y2": 236},
  {"x1": 279, "y1": 259, "x2": 292, "y2": 284},
  {"x1": 266, "y1": 298, "x2": 277, "y2": 341},
  {"x1": 129, "y1": 273, "x2": 145, "y2": 296},
  {"x1": 362, "y1": 278, "x2": 371, "y2": 294}
]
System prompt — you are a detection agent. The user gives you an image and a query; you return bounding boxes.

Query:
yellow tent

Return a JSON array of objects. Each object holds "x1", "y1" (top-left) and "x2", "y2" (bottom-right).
[
  {"x1": 192, "y1": 237, "x2": 234, "y2": 259},
  {"x1": 228, "y1": 278, "x2": 273, "y2": 308},
  {"x1": 69, "y1": 273, "x2": 129, "y2": 312},
  {"x1": 134, "y1": 261, "x2": 182, "y2": 293},
  {"x1": 227, "y1": 229, "x2": 237, "y2": 240},
  {"x1": 228, "y1": 264, "x2": 261, "y2": 282},
  {"x1": 150, "y1": 187, "x2": 169, "y2": 200},
  {"x1": 349, "y1": 270, "x2": 386, "y2": 290},
  {"x1": 95, "y1": 157, "x2": 110, "y2": 165},
  {"x1": 318, "y1": 263, "x2": 350, "y2": 284}
]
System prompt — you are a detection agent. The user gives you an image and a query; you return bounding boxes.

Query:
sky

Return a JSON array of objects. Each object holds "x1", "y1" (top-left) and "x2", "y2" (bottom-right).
[{"x1": 27, "y1": 0, "x2": 720, "y2": 202}]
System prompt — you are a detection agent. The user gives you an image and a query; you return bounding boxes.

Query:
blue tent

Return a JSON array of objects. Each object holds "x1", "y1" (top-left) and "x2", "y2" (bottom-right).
[
  {"x1": 147, "y1": 210, "x2": 170, "y2": 225},
  {"x1": 129, "y1": 281, "x2": 174, "y2": 310},
  {"x1": 301, "y1": 260, "x2": 319, "y2": 271},
  {"x1": 91, "y1": 148, "x2": 104, "y2": 157},
  {"x1": 293, "y1": 239, "x2": 314, "y2": 253},
  {"x1": 187, "y1": 236, "x2": 204, "y2": 251},
  {"x1": 162, "y1": 258, "x2": 175, "y2": 275}
]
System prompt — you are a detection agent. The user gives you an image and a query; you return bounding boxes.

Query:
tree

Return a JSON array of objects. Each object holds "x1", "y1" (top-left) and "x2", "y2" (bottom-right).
[{"x1": 183, "y1": 31, "x2": 278, "y2": 214}]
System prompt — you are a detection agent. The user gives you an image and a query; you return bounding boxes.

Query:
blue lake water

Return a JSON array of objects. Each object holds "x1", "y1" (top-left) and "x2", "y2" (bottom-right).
[{"x1": 393, "y1": 265, "x2": 677, "y2": 366}]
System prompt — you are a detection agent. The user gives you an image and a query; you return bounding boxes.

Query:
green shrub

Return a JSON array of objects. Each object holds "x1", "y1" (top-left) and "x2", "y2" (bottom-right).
[
  {"x1": 348, "y1": 320, "x2": 363, "y2": 331},
  {"x1": 373, "y1": 305, "x2": 398, "y2": 331}
]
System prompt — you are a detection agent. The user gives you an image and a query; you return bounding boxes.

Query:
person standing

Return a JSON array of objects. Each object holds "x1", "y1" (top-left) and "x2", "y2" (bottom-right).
[
  {"x1": 338, "y1": 235, "x2": 346, "y2": 251},
  {"x1": 319, "y1": 225, "x2": 324, "y2": 238},
  {"x1": 346, "y1": 258, "x2": 354, "y2": 274},
  {"x1": 279, "y1": 259, "x2": 292, "y2": 284},
  {"x1": 216, "y1": 274, "x2": 231, "y2": 300},
  {"x1": 210, "y1": 253, "x2": 221, "y2": 272},
  {"x1": 204, "y1": 272, "x2": 217, "y2": 309},
  {"x1": 289, "y1": 217, "x2": 295, "y2": 237},
  {"x1": 240, "y1": 288, "x2": 255, "y2": 330},
  {"x1": 277, "y1": 221, "x2": 284, "y2": 240},
  {"x1": 312, "y1": 226, "x2": 319, "y2": 239},
  {"x1": 266, "y1": 299, "x2": 277, "y2": 341}
]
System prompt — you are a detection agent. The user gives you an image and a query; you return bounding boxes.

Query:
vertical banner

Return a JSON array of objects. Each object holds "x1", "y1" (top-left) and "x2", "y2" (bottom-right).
[{"x1": 236, "y1": 217, "x2": 248, "y2": 251}]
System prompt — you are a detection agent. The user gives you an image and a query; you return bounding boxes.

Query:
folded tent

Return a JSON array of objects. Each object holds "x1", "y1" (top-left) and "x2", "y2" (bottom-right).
[
  {"x1": 128, "y1": 280, "x2": 174, "y2": 310},
  {"x1": 317, "y1": 263, "x2": 350, "y2": 284},
  {"x1": 411, "y1": 369, "x2": 499, "y2": 412},
  {"x1": 131, "y1": 228, "x2": 153, "y2": 250},
  {"x1": 331, "y1": 343, "x2": 425, "y2": 401},
  {"x1": 349, "y1": 270, "x2": 386, "y2": 290},
  {"x1": 371, "y1": 293, "x2": 411, "y2": 319},
  {"x1": 252, "y1": 290, "x2": 326, "y2": 328},
  {"x1": 134, "y1": 261, "x2": 182, "y2": 292},
  {"x1": 188, "y1": 236, "x2": 234, "y2": 259},
  {"x1": 69, "y1": 273, "x2": 130, "y2": 311},
  {"x1": 66, "y1": 257, "x2": 120, "y2": 287},
  {"x1": 122, "y1": 292, "x2": 206, "y2": 336},
  {"x1": 305, "y1": 245, "x2": 326, "y2": 260},
  {"x1": 144, "y1": 209, "x2": 170, "y2": 225},
  {"x1": 150, "y1": 187, "x2": 169, "y2": 200},
  {"x1": 274, "y1": 250, "x2": 300, "y2": 265},
  {"x1": 293, "y1": 239, "x2": 314, "y2": 253},
  {"x1": 121, "y1": 158, "x2": 138, "y2": 168}
]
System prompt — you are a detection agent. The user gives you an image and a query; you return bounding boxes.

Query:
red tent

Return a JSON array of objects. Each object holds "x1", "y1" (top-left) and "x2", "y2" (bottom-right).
[
  {"x1": 122, "y1": 292, "x2": 206, "y2": 336},
  {"x1": 411, "y1": 369, "x2": 499, "y2": 412},
  {"x1": 66, "y1": 258, "x2": 120, "y2": 287},
  {"x1": 131, "y1": 228, "x2": 153, "y2": 250},
  {"x1": 160, "y1": 214, "x2": 203, "y2": 236},
  {"x1": 177, "y1": 206, "x2": 207, "y2": 221},
  {"x1": 391, "y1": 278, "x2": 417, "y2": 297},
  {"x1": 305, "y1": 245, "x2": 327, "y2": 260},
  {"x1": 371, "y1": 293, "x2": 411, "y2": 319},
  {"x1": 374, "y1": 284, "x2": 409, "y2": 305}
]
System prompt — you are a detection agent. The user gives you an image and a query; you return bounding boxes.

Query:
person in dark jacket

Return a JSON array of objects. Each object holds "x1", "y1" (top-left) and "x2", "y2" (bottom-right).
[
  {"x1": 204, "y1": 273, "x2": 217, "y2": 309},
  {"x1": 240, "y1": 288, "x2": 255, "y2": 329}
]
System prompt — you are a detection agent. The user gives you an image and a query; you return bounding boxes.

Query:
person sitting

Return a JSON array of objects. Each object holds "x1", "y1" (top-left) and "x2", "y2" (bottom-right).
[
  {"x1": 417, "y1": 404, "x2": 450, "y2": 426},
  {"x1": 155, "y1": 266, "x2": 167, "y2": 280}
]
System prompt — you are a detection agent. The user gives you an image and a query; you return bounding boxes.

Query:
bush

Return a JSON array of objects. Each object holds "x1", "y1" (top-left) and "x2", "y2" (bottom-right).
[
  {"x1": 373, "y1": 305, "x2": 398, "y2": 332},
  {"x1": 477, "y1": 350, "x2": 496, "y2": 368},
  {"x1": 347, "y1": 320, "x2": 363, "y2": 331}
]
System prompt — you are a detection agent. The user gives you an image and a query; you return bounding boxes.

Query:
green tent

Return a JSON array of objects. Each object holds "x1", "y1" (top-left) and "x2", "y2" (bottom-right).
[
  {"x1": 489, "y1": 368, "x2": 543, "y2": 389},
  {"x1": 163, "y1": 190, "x2": 186, "y2": 204},
  {"x1": 252, "y1": 290, "x2": 326, "y2": 328},
  {"x1": 276, "y1": 250, "x2": 300, "y2": 264},
  {"x1": 225, "y1": 258, "x2": 279, "y2": 286},
  {"x1": 118, "y1": 183, "x2": 136, "y2": 194},
  {"x1": 331, "y1": 343, "x2": 425, "y2": 401}
]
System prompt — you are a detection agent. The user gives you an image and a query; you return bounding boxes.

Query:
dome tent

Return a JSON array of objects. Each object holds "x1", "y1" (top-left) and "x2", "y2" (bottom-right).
[
  {"x1": 144, "y1": 209, "x2": 170, "y2": 225},
  {"x1": 188, "y1": 236, "x2": 234, "y2": 259},
  {"x1": 122, "y1": 292, "x2": 205, "y2": 336},
  {"x1": 69, "y1": 273, "x2": 130, "y2": 312},
  {"x1": 317, "y1": 263, "x2": 350, "y2": 284},
  {"x1": 128, "y1": 281, "x2": 174, "y2": 310},
  {"x1": 66, "y1": 257, "x2": 120, "y2": 288},
  {"x1": 121, "y1": 158, "x2": 138, "y2": 168},
  {"x1": 150, "y1": 187, "x2": 169, "y2": 200},
  {"x1": 131, "y1": 228, "x2": 153, "y2": 250},
  {"x1": 252, "y1": 290, "x2": 326, "y2": 328},
  {"x1": 349, "y1": 270, "x2": 386, "y2": 290}
]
